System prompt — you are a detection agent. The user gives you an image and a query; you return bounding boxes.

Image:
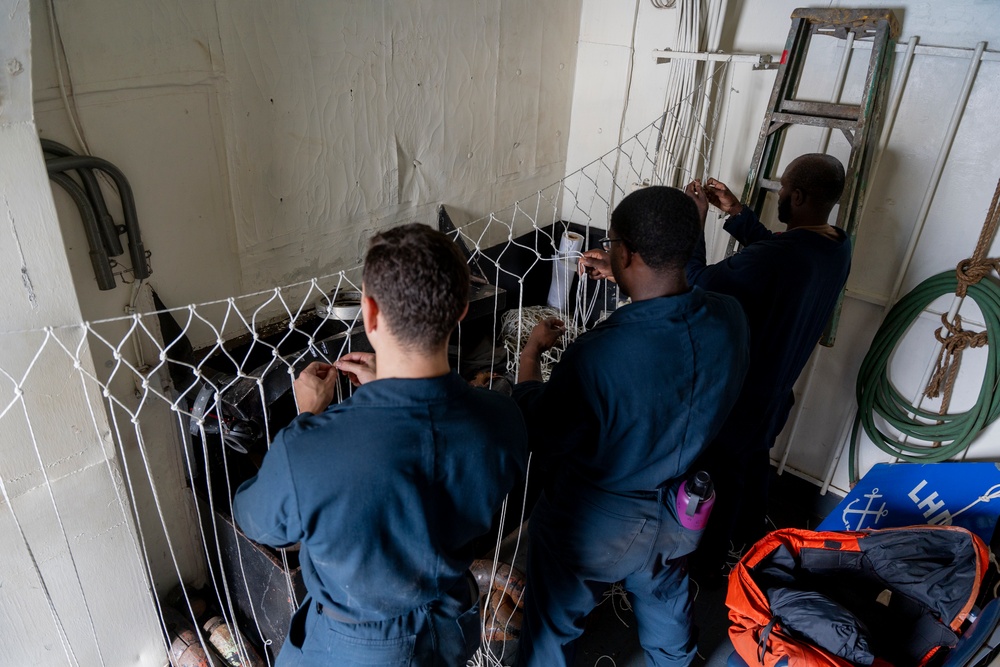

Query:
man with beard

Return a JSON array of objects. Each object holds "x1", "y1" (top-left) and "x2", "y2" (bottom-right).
[
  {"x1": 682, "y1": 153, "x2": 852, "y2": 583},
  {"x1": 515, "y1": 186, "x2": 749, "y2": 666}
]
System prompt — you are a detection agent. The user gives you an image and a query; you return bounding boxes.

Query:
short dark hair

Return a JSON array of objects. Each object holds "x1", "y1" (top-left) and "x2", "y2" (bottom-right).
[
  {"x1": 787, "y1": 154, "x2": 846, "y2": 207},
  {"x1": 363, "y1": 223, "x2": 470, "y2": 350},
  {"x1": 610, "y1": 186, "x2": 700, "y2": 271}
]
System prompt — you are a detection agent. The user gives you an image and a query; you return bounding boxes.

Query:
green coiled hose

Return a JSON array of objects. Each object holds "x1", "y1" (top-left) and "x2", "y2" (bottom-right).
[{"x1": 850, "y1": 271, "x2": 1000, "y2": 484}]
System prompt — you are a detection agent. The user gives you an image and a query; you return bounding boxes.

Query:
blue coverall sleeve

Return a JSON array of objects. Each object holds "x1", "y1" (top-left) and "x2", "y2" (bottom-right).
[
  {"x1": 513, "y1": 347, "x2": 598, "y2": 466},
  {"x1": 685, "y1": 207, "x2": 775, "y2": 287},
  {"x1": 690, "y1": 240, "x2": 784, "y2": 306},
  {"x1": 688, "y1": 206, "x2": 784, "y2": 304},
  {"x1": 723, "y1": 207, "x2": 775, "y2": 246},
  {"x1": 232, "y1": 430, "x2": 304, "y2": 548}
]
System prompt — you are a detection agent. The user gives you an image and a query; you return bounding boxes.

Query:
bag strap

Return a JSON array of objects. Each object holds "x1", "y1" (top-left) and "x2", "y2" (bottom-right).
[{"x1": 758, "y1": 617, "x2": 779, "y2": 664}]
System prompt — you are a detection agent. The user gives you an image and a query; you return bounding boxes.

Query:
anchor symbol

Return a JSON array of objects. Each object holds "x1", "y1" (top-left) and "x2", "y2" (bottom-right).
[{"x1": 842, "y1": 487, "x2": 889, "y2": 531}]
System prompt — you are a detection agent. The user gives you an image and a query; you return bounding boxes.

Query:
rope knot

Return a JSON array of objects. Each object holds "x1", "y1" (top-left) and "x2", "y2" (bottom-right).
[
  {"x1": 955, "y1": 257, "x2": 1000, "y2": 297},
  {"x1": 925, "y1": 313, "x2": 988, "y2": 401},
  {"x1": 934, "y1": 313, "x2": 988, "y2": 349}
]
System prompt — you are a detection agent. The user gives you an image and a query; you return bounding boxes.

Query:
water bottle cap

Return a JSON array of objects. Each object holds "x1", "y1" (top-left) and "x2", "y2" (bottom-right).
[{"x1": 687, "y1": 470, "x2": 713, "y2": 498}]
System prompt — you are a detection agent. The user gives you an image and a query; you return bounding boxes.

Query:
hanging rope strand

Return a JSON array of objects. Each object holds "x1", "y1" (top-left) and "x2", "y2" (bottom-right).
[
  {"x1": 924, "y1": 177, "x2": 1000, "y2": 414},
  {"x1": 852, "y1": 177, "x2": 1000, "y2": 483},
  {"x1": 961, "y1": 177, "x2": 1000, "y2": 285}
]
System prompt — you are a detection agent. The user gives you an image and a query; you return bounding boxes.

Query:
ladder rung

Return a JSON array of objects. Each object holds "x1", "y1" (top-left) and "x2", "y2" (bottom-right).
[
  {"x1": 735, "y1": 7, "x2": 899, "y2": 346},
  {"x1": 770, "y1": 112, "x2": 856, "y2": 132},
  {"x1": 780, "y1": 100, "x2": 860, "y2": 121},
  {"x1": 790, "y1": 8, "x2": 901, "y2": 39}
]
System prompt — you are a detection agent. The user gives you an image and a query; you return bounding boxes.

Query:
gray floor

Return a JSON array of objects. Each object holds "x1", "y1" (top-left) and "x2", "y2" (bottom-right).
[{"x1": 570, "y1": 577, "x2": 732, "y2": 667}]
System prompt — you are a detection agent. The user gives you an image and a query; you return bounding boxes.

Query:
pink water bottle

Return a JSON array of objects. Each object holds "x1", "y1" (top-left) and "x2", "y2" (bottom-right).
[{"x1": 676, "y1": 470, "x2": 715, "y2": 530}]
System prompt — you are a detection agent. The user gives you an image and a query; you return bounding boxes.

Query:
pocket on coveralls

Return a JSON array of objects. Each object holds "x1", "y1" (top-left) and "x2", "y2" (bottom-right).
[
  {"x1": 317, "y1": 630, "x2": 416, "y2": 666},
  {"x1": 309, "y1": 617, "x2": 416, "y2": 666},
  {"x1": 660, "y1": 479, "x2": 703, "y2": 560},
  {"x1": 287, "y1": 599, "x2": 310, "y2": 650},
  {"x1": 456, "y1": 602, "x2": 482, "y2": 659},
  {"x1": 540, "y1": 493, "x2": 646, "y2": 572}
]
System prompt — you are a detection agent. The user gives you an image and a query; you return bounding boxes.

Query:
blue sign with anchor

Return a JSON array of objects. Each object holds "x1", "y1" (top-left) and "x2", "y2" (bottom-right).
[{"x1": 818, "y1": 462, "x2": 1000, "y2": 542}]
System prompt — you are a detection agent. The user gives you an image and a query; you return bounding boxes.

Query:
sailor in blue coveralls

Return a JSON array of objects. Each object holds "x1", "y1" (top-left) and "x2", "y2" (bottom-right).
[
  {"x1": 515, "y1": 187, "x2": 749, "y2": 666},
  {"x1": 233, "y1": 224, "x2": 528, "y2": 667},
  {"x1": 683, "y1": 154, "x2": 853, "y2": 579}
]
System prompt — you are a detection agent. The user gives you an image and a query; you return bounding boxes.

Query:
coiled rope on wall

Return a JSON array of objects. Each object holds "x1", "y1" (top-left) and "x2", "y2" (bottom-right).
[{"x1": 850, "y1": 178, "x2": 1000, "y2": 484}]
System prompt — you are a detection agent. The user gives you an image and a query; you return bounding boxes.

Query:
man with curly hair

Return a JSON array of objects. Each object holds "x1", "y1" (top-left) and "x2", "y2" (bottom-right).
[{"x1": 234, "y1": 223, "x2": 528, "y2": 666}]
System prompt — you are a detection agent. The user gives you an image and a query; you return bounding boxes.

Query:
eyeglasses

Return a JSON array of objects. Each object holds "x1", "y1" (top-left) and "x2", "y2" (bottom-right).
[{"x1": 599, "y1": 236, "x2": 629, "y2": 252}]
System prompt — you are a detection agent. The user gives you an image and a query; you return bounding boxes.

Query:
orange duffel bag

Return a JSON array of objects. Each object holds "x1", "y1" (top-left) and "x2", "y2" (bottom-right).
[{"x1": 726, "y1": 526, "x2": 990, "y2": 666}]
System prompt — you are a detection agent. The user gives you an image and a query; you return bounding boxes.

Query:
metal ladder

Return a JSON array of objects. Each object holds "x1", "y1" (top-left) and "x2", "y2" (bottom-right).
[{"x1": 728, "y1": 7, "x2": 900, "y2": 346}]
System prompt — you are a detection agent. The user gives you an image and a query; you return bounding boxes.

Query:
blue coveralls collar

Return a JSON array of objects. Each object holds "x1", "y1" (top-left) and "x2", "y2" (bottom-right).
[
  {"x1": 346, "y1": 370, "x2": 466, "y2": 406},
  {"x1": 727, "y1": 207, "x2": 848, "y2": 245},
  {"x1": 603, "y1": 285, "x2": 707, "y2": 324},
  {"x1": 779, "y1": 225, "x2": 848, "y2": 243}
]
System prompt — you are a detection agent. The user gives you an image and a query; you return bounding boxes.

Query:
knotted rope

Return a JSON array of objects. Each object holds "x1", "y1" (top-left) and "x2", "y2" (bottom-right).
[
  {"x1": 955, "y1": 179, "x2": 1000, "y2": 298},
  {"x1": 924, "y1": 177, "x2": 1000, "y2": 414},
  {"x1": 851, "y1": 177, "x2": 1000, "y2": 483},
  {"x1": 924, "y1": 313, "x2": 990, "y2": 415}
]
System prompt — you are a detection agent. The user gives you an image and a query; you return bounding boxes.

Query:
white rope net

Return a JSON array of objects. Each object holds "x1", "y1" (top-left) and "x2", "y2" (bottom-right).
[{"x1": 1, "y1": 63, "x2": 733, "y2": 666}]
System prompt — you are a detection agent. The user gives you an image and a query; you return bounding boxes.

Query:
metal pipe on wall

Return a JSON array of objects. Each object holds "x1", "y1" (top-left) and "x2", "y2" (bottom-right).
[
  {"x1": 818, "y1": 39, "x2": 985, "y2": 494},
  {"x1": 49, "y1": 172, "x2": 116, "y2": 290},
  {"x1": 685, "y1": 0, "x2": 729, "y2": 181},
  {"x1": 817, "y1": 37, "x2": 920, "y2": 494},
  {"x1": 41, "y1": 139, "x2": 124, "y2": 257},
  {"x1": 776, "y1": 30, "x2": 859, "y2": 475},
  {"x1": 656, "y1": 0, "x2": 703, "y2": 186},
  {"x1": 708, "y1": 0, "x2": 728, "y2": 53},
  {"x1": 45, "y1": 155, "x2": 151, "y2": 281},
  {"x1": 884, "y1": 41, "x2": 986, "y2": 310}
]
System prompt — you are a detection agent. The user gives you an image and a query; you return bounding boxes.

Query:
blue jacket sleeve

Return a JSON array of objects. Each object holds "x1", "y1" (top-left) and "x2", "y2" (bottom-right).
[
  {"x1": 724, "y1": 206, "x2": 775, "y2": 246},
  {"x1": 688, "y1": 208, "x2": 785, "y2": 305},
  {"x1": 232, "y1": 429, "x2": 303, "y2": 548},
  {"x1": 686, "y1": 207, "x2": 774, "y2": 286},
  {"x1": 512, "y1": 347, "x2": 598, "y2": 466}
]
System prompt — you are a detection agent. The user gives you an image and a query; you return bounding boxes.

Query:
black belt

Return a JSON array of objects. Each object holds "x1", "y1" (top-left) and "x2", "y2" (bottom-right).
[
  {"x1": 316, "y1": 601, "x2": 361, "y2": 624},
  {"x1": 548, "y1": 475, "x2": 667, "y2": 503}
]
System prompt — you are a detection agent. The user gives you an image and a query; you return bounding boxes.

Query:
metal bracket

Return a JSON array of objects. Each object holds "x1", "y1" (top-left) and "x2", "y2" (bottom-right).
[{"x1": 652, "y1": 48, "x2": 779, "y2": 70}]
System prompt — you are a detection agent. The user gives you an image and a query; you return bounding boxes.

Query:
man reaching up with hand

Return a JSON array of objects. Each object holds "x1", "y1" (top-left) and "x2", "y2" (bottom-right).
[
  {"x1": 515, "y1": 186, "x2": 748, "y2": 666},
  {"x1": 234, "y1": 223, "x2": 528, "y2": 667},
  {"x1": 683, "y1": 155, "x2": 852, "y2": 583}
]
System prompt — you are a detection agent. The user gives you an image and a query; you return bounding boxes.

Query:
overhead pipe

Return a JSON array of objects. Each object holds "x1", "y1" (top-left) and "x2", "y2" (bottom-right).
[
  {"x1": 49, "y1": 172, "x2": 116, "y2": 290},
  {"x1": 884, "y1": 41, "x2": 986, "y2": 310},
  {"x1": 41, "y1": 139, "x2": 124, "y2": 257},
  {"x1": 45, "y1": 155, "x2": 151, "y2": 280}
]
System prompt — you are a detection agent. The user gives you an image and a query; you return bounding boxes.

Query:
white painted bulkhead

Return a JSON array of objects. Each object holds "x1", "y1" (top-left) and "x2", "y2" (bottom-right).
[
  {"x1": 5, "y1": 1, "x2": 583, "y2": 664},
  {"x1": 2, "y1": 0, "x2": 1000, "y2": 664},
  {"x1": 568, "y1": 0, "x2": 1000, "y2": 494}
]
